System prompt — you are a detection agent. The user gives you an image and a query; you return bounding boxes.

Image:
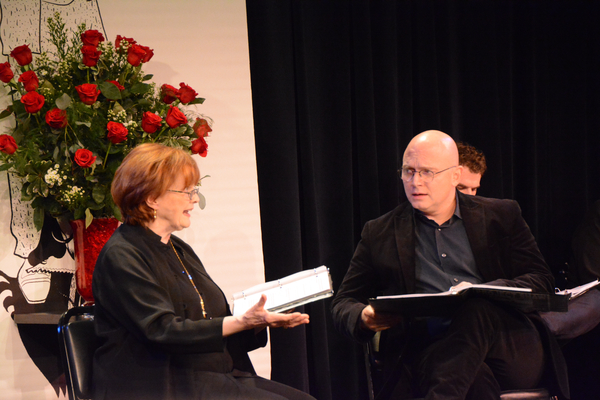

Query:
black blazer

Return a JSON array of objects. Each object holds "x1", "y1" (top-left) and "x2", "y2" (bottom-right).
[
  {"x1": 332, "y1": 192, "x2": 568, "y2": 398},
  {"x1": 92, "y1": 224, "x2": 266, "y2": 400}
]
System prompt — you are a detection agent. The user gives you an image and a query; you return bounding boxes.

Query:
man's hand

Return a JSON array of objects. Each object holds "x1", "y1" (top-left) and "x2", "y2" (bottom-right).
[
  {"x1": 360, "y1": 305, "x2": 403, "y2": 332},
  {"x1": 449, "y1": 281, "x2": 473, "y2": 293}
]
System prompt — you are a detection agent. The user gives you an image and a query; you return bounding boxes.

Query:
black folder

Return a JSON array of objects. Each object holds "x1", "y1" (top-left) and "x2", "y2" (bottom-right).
[{"x1": 369, "y1": 284, "x2": 569, "y2": 317}]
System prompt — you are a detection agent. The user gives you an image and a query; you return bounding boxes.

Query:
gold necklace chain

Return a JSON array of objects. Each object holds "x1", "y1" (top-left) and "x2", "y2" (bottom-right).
[{"x1": 170, "y1": 240, "x2": 207, "y2": 318}]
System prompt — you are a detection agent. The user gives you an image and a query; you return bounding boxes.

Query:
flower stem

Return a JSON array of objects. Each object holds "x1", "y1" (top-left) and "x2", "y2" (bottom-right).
[
  {"x1": 152, "y1": 126, "x2": 168, "y2": 142},
  {"x1": 103, "y1": 143, "x2": 111, "y2": 168}
]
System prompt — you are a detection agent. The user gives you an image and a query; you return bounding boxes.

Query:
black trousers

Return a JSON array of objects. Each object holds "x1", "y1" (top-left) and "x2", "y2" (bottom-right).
[
  {"x1": 188, "y1": 371, "x2": 317, "y2": 400},
  {"x1": 412, "y1": 299, "x2": 545, "y2": 400}
]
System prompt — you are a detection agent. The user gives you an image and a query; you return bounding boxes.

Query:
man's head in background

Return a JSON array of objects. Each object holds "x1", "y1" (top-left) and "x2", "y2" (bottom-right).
[{"x1": 456, "y1": 142, "x2": 487, "y2": 195}]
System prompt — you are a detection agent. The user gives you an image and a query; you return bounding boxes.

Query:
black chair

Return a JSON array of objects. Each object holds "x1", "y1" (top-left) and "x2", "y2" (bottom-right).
[
  {"x1": 364, "y1": 332, "x2": 555, "y2": 400},
  {"x1": 57, "y1": 305, "x2": 99, "y2": 400}
]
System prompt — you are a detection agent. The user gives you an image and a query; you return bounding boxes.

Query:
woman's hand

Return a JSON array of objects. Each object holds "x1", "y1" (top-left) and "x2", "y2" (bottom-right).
[{"x1": 223, "y1": 294, "x2": 310, "y2": 337}]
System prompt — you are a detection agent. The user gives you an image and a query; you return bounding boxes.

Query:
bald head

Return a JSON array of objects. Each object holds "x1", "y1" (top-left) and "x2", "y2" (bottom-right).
[
  {"x1": 404, "y1": 130, "x2": 460, "y2": 167},
  {"x1": 401, "y1": 130, "x2": 462, "y2": 225}
]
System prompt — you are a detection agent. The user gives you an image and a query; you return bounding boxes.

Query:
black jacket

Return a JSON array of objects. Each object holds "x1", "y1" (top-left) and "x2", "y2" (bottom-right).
[
  {"x1": 92, "y1": 224, "x2": 265, "y2": 400},
  {"x1": 332, "y1": 192, "x2": 568, "y2": 398}
]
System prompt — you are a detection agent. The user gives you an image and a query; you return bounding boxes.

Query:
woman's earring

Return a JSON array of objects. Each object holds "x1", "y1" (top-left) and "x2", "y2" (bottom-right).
[{"x1": 153, "y1": 209, "x2": 157, "y2": 219}]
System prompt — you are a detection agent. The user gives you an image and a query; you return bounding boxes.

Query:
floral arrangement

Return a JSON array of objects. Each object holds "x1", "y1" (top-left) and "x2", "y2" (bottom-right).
[{"x1": 0, "y1": 13, "x2": 212, "y2": 230}]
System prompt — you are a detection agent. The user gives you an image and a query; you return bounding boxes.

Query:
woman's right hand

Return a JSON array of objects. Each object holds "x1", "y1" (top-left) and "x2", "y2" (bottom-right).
[{"x1": 223, "y1": 294, "x2": 310, "y2": 337}]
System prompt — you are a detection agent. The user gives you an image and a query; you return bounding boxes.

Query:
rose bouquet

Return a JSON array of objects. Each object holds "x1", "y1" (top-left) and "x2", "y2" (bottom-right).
[{"x1": 0, "y1": 13, "x2": 212, "y2": 230}]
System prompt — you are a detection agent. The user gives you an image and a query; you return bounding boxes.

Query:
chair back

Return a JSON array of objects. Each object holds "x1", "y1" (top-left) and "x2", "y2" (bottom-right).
[{"x1": 57, "y1": 305, "x2": 98, "y2": 400}]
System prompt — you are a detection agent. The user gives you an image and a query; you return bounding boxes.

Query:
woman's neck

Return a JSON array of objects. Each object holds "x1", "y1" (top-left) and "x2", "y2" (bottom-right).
[{"x1": 145, "y1": 220, "x2": 172, "y2": 244}]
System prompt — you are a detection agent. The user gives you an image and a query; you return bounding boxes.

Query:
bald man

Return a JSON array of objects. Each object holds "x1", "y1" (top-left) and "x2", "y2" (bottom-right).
[{"x1": 332, "y1": 131, "x2": 568, "y2": 400}]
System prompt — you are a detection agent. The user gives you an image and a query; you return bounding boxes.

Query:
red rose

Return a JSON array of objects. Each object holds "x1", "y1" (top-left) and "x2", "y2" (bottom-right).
[
  {"x1": 127, "y1": 44, "x2": 146, "y2": 67},
  {"x1": 74, "y1": 149, "x2": 96, "y2": 168},
  {"x1": 115, "y1": 35, "x2": 136, "y2": 50},
  {"x1": 160, "y1": 84, "x2": 179, "y2": 104},
  {"x1": 81, "y1": 30, "x2": 105, "y2": 46},
  {"x1": 191, "y1": 137, "x2": 208, "y2": 157},
  {"x1": 45, "y1": 108, "x2": 68, "y2": 129},
  {"x1": 20, "y1": 91, "x2": 45, "y2": 113},
  {"x1": 10, "y1": 44, "x2": 32, "y2": 66},
  {"x1": 141, "y1": 111, "x2": 162, "y2": 134},
  {"x1": 139, "y1": 45, "x2": 154, "y2": 62},
  {"x1": 81, "y1": 45, "x2": 102, "y2": 67},
  {"x1": 106, "y1": 121, "x2": 129, "y2": 144},
  {"x1": 177, "y1": 82, "x2": 198, "y2": 104},
  {"x1": 18, "y1": 70, "x2": 39, "y2": 92},
  {"x1": 193, "y1": 118, "x2": 212, "y2": 138},
  {"x1": 75, "y1": 83, "x2": 101, "y2": 105},
  {"x1": 0, "y1": 134, "x2": 18, "y2": 154},
  {"x1": 107, "y1": 80, "x2": 124, "y2": 91},
  {"x1": 0, "y1": 62, "x2": 14, "y2": 83},
  {"x1": 165, "y1": 106, "x2": 188, "y2": 128}
]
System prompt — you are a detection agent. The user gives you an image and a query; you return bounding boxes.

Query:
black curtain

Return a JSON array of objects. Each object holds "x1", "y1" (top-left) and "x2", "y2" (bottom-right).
[{"x1": 246, "y1": 1, "x2": 600, "y2": 399}]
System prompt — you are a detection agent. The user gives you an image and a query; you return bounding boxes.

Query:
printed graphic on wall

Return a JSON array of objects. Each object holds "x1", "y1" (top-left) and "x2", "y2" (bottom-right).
[{"x1": 0, "y1": 0, "x2": 105, "y2": 391}]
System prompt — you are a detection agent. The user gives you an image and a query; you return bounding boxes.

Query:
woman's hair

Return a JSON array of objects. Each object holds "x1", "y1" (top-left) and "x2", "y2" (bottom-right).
[{"x1": 112, "y1": 143, "x2": 200, "y2": 226}]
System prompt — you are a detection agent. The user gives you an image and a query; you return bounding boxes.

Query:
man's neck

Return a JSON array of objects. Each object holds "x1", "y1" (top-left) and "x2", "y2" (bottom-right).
[{"x1": 424, "y1": 197, "x2": 458, "y2": 226}]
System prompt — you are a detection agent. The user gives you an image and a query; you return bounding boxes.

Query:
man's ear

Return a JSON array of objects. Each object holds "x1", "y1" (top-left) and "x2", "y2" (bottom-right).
[{"x1": 451, "y1": 165, "x2": 463, "y2": 186}]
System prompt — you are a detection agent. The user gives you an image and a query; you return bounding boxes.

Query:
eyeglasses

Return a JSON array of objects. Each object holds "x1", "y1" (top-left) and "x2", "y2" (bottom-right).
[
  {"x1": 400, "y1": 166, "x2": 457, "y2": 183},
  {"x1": 167, "y1": 186, "x2": 206, "y2": 209}
]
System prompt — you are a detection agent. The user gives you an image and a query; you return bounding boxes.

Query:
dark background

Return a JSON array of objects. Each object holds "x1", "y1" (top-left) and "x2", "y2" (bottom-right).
[{"x1": 245, "y1": 1, "x2": 600, "y2": 399}]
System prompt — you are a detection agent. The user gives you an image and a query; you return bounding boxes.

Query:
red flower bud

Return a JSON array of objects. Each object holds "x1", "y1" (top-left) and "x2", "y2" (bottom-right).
[
  {"x1": 127, "y1": 44, "x2": 146, "y2": 67},
  {"x1": 0, "y1": 62, "x2": 14, "y2": 83},
  {"x1": 10, "y1": 44, "x2": 32, "y2": 66},
  {"x1": 141, "y1": 111, "x2": 162, "y2": 134},
  {"x1": 81, "y1": 30, "x2": 105, "y2": 47},
  {"x1": 191, "y1": 137, "x2": 208, "y2": 157},
  {"x1": 193, "y1": 118, "x2": 212, "y2": 138},
  {"x1": 81, "y1": 45, "x2": 102, "y2": 67},
  {"x1": 160, "y1": 84, "x2": 179, "y2": 104},
  {"x1": 18, "y1": 70, "x2": 39, "y2": 92},
  {"x1": 177, "y1": 82, "x2": 198, "y2": 104},
  {"x1": 106, "y1": 121, "x2": 129, "y2": 144},
  {"x1": 0, "y1": 134, "x2": 18, "y2": 154},
  {"x1": 115, "y1": 35, "x2": 136, "y2": 50},
  {"x1": 20, "y1": 91, "x2": 45, "y2": 113},
  {"x1": 75, "y1": 83, "x2": 101, "y2": 105},
  {"x1": 165, "y1": 106, "x2": 187, "y2": 128},
  {"x1": 45, "y1": 108, "x2": 68, "y2": 129},
  {"x1": 107, "y1": 80, "x2": 124, "y2": 91},
  {"x1": 74, "y1": 148, "x2": 96, "y2": 168},
  {"x1": 139, "y1": 45, "x2": 154, "y2": 63}
]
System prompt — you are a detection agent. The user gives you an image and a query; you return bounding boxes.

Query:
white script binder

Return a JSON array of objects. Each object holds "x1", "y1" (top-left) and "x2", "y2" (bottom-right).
[{"x1": 232, "y1": 266, "x2": 334, "y2": 316}]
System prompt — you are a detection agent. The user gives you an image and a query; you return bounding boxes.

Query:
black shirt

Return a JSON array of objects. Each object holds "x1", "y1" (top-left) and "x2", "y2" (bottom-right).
[{"x1": 414, "y1": 196, "x2": 483, "y2": 294}]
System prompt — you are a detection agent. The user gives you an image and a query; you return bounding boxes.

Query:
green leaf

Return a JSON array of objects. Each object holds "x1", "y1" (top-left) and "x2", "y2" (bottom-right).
[
  {"x1": 112, "y1": 102, "x2": 125, "y2": 115},
  {"x1": 33, "y1": 208, "x2": 45, "y2": 231},
  {"x1": 92, "y1": 185, "x2": 105, "y2": 204},
  {"x1": 198, "y1": 192, "x2": 206, "y2": 210},
  {"x1": 99, "y1": 81, "x2": 122, "y2": 100},
  {"x1": 85, "y1": 208, "x2": 93, "y2": 228},
  {"x1": 73, "y1": 208, "x2": 85, "y2": 221},
  {"x1": 55, "y1": 93, "x2": 72, "y2": 110},
  {"x1": 0, "y1": 107, "x2": 14, "y2": 120},
  {"x1": 137, "y1": 99, "x2": 152, "y2": 107},
  {"x1": 188, "y1": 97, "x2": 205, "y2": 105},
  {"x1": 111, "y1": 203, "x2": 122, "y2": 221},
  {"x1": 142, "y1": 74, "x2": 154, "y2": 81},
  {"x1": 130, "y1": 82, "x2": 151, "y2": 94}
]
